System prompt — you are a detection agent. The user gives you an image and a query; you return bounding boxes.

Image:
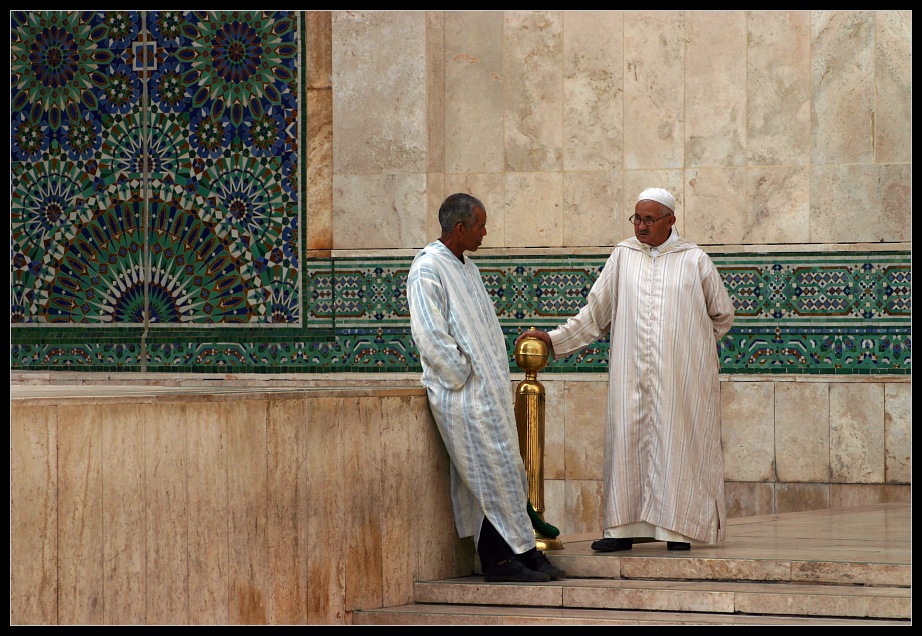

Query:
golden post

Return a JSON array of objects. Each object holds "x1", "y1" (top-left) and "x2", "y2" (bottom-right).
[{"x1": 514, "y1": 329, "x2": 563, "y2": 550}]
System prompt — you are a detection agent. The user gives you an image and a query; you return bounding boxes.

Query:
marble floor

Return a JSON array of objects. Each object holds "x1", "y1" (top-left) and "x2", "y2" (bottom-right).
[
  {"x1": 357, "y1": 503, "x2": 911, "y2": 625},
  {"x1": 557, "y1": 502, "x2": 911, "y2": 571}
]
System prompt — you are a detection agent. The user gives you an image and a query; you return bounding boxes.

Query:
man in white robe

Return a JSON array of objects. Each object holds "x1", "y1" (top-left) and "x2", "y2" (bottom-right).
[
  {"x1": 407, "y1": 192, "x2": 565, "y2": 582},
  {"x1": 519, "y1": 187, "x2": 735, "y2": 551}
]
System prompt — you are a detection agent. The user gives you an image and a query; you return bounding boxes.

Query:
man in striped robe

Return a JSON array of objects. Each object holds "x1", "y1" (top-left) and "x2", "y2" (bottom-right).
[
  {"x1": 519, "y1": 188, "x2": 735, "y2": 551},
  {"x1": 407, "y1": 192, "x2": 565, "y2": 582}
]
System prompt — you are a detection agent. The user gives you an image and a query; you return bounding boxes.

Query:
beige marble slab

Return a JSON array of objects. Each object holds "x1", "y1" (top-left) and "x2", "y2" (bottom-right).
[
  {"x1": 883, "y1": 382, "x2": 911, "y2": 483},
  {"x1": 58, "y1": 406, "x2": 105, "y2": 624},
  {"x1": 746, "y1": 11, "x2": 811, "y2": 166},
  {"x1": 9, "y1": 404, "x2": 58, "y2": 625},
  {"x1": 306, "y1": 398, "x2": 347, "y2": 624},
  {"x1": 685, "y1": 11, "x2": 747, "y2": 168},
  {"x1": 102, "y1": 404, "x2": 146, "y2": 625},
  {"x1": 226, "y1": 400, "x2": 270, "y2": 624},
  {"x1": 623, "y1": 11, "x2": 684, "y2": 170},
  {"x1": 146, "y1": 404, "x2": 191, "y2": 623},
  {"x1": 503, "y1": 11, "x2": 563, "y2": 173},
  {"x1": 563, "y1": 10, "x2": 623, "y2": 172},
  {"x1": 444, "y1": 11, "x2": 504, "y2": 174},
  {"x1": 721, "y1": 381, "x2": 774, "y2": 482},
  {"x1": 874, "y1": 10, "x2": 912, "y2": 164},
  {"x1": 811, "y1": 10, "x2": 875, "y2": 165},
  {"x1": 830, "y1": 383, "x2": 885, "y2": 483},
  {"x1": 186, "y1": 400, "x2": 230, "y2": 625},
  {"x1": 267, "y1": 399, "x2": 310, "y2": 624},
  {"x1": 344, "y1": 398, "x2": 385, "y2": 611},
  {"x1": 775, "y1": 382, "x2": 830, "y2": 482},
  {"x1": 380, "y1": 397, "x2": 417, "y2": 608}
]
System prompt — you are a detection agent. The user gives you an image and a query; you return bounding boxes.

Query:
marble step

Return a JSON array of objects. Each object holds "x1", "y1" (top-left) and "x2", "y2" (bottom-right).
[
  {"x1": 353, "y1": 603, "x2": 910, "y2": 626},
  {"x1": 403, "y1": 575, "x2": 910, "y2": 620},
  {"x1": 541, "y1": 548, "x2": 911, "y2": 588}
]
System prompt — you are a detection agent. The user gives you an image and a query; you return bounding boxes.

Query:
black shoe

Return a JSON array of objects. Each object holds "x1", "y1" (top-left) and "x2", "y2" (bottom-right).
[
  {"x1": 667, "y1": 541, "x2": 691, "y2": 551},
  {"x1": 484, "y1": 557, "x2": 552, "y2": 583},
  {"x1": 525, "y1": 549, "x2": 566, "y2": 580},
  {"x1": 591, "y1": 537, "x2": 633, "y2": 552}
]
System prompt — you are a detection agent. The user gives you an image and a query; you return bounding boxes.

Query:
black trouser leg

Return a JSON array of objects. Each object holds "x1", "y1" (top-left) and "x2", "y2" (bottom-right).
[{"x1": 478, "y1": 516, "x2": 515, "y2": 571}]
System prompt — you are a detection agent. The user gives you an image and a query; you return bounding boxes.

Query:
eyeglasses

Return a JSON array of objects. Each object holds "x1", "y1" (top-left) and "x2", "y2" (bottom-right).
[{"x1": 629, "y1": 213, "x2": 672, "y2": 227}]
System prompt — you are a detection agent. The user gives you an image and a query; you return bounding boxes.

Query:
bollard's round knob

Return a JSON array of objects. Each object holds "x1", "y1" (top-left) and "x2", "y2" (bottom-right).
[{"x1": 514, "y1": 329, "x2": 548, "y2": 374}]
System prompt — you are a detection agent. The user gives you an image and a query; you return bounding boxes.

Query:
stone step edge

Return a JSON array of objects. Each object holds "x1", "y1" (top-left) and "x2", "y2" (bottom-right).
[
  {"x1": 353, "y1": 604, "x2": 911, "y2": 626},
  {"x1": 479, "y1": 556, "x2": 912, "y2": 587},
  {"x1": 412, "y1": 578, "x2": 911, "y2": 620}
]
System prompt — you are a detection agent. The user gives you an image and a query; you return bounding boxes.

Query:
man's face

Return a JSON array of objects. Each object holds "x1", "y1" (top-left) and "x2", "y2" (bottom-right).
[
  {"x1": 632, "y1": 199, "x2": 674, "y2": 247},
  {"x1": 460, "y1": 206, "x2": 488, "y2": 253}
]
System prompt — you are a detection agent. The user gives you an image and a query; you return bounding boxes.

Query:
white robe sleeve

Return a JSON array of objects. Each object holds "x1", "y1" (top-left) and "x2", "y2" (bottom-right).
[
  {"x1": 548, "y1": 251, "x2": 618, "y2": 359},
  {"x1": 700, "y1": 255, "x2": 735, "y2": 341},
  {"x1": 407, "y1": 256, "x2": 473, "y2": 390}
]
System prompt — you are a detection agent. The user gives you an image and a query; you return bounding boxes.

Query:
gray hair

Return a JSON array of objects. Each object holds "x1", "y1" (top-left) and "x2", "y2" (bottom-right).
[{"x1": 438, "y1": 193, "x2": 484, "y2": 234}]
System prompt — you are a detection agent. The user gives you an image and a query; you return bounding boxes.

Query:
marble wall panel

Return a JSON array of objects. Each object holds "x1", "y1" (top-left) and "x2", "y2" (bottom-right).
[
  {"x1": 186, "y1": 401, "x2": 231, "y2": 625},
  {"x1": 305, "y1": 398, "x2": 346, "y2": 624},
  {"x1": 503, "y1": 11, "x2": 564, "y2": 172},
  {"x1": 380, "y1": 397, "x2": 417, "y2": 608},
  {"x1": 504, "y1": 171, "x2": 563, "y2": 247},
  {"x1": 444, "y1": 173, "x2": 506, "y2": 248},
  {"x1": 58, "y1": 407, "x2": 104, "y2": 624},
  {"x1": 724, "y1": 482, "x2": 775, "y2": 519},
  {"x1": 225, "y1": 400, "x2": 269, "y2": 625},
  {"x1": 563, "y1": 171, "x2": 620, "y2": 247},
  {"x1": 331, "y1": 11, "x2": 426, "y2": 176},
  {"x1": 11, "y1": 390, "x2": 472, "y2": 625},
  {"x1": 102, "y1": 404, "x2": 146, "y2": 625},
  {"x1": 684, "y1": 167, "x2": 747, "y2": 244},
  {"x1": 685, "y1": 11, "x2": 747, "y2": 168},
  {"x1": 562, "y1": 10, "x2": 623, "y2": 172},
  {"x1": 426, "y1": 174, "x2": 446, "y2": 244},
  {"x1": 776, "y1": 482, "x2": 829, "y2": 514},
  {"x1": 306, "y1": 11, "x2": 333, "y2": 90},
  {"x1": 426, "y1": 11, "x2": 446, "y2": 175},
  {"x1": 830, "y1": 383, "x2": 885, "y2": 483},
  {"x1": 343, "y1": 398, "x2": 384, "y2": 612},
  {"x1": 565, "y1": 479, "x2": 605, "y2": 535},
  {"x1": 145, "y1": 404, "x2": 191, "y2": 623},
  {"x1": 829, "y1": 483, "x2": 911, "y2": 508},
  {"x1": 623, "y1": 11, "x2": 685, "y2": 169},
  {"x1": 874, "y1": 11, "x2": 912, "y2": 164},
  {"x1": 809, "y1": 163, "x2": 912, "y2": 243},
  {"x1": 306, "y1": 86, "x2": 334, "y2": 252},
  {"x1": 543, "y1": 478, "x2": 567, "y2": 536},
  {"x1": 775, "y1": 382, "x2": 830, "y2": 483},
  {"x1": 721, "y1": 381, "x2": 775, "y2": 482},
  {"x1": 562, "y1": 380, "x2": 607, "y2": 481},
  {"x1": 746, "y1": 11, "x2": 811, "y2": 166},
  {"x1": 9, "y1": 404, "x2": 57, "y2": 625},
  {"x1": 884, "y1": 383, "x2": 911, "y2": 484},
  {"x1": 332, "y1": 174, "x2": 428, "y2": 249},
  {"x1": 538, "y1": 378, "x2": 566, "y2": 480},
  {"x1": 305, "y1": 13, "x2": 334, "y2": 253},
  {"x1": 413, "y1": 396, "x2": 474, "y2": 582},
  {"x1": 444, "y1": 11, "x2": 504, "y2": 174},
  {"x1": 743, "y1": 166, "x2": 810, "y2": 244},
  {"x1": 267, "y1": 400, "x2": 310, "y2": 624},
  {"x1": 811, "y1": 10, "x2": 875, "y2": 165}
]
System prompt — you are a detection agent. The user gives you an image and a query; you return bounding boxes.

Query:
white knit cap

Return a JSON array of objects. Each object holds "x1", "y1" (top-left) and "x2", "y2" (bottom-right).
[{"x1": 637, "y1": 187, "x2": 675, "y2": 212}]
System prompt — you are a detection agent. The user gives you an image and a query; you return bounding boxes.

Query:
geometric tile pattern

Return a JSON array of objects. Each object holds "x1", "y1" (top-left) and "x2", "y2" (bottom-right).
[
  {"x1": 9, "y1": 12, "x2": 911, "y2": 375},
  {"x1": 11, "y1": 251, "x2": 911, "y2": 375},
  {"x1": 11, "y1": 11, "x2": 301, "y2": 326}
]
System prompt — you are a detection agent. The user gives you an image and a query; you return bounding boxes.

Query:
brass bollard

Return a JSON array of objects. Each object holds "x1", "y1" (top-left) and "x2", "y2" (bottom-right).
[{"x1": 514, "y1": 330, "x2": 563, "y2": 551}]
